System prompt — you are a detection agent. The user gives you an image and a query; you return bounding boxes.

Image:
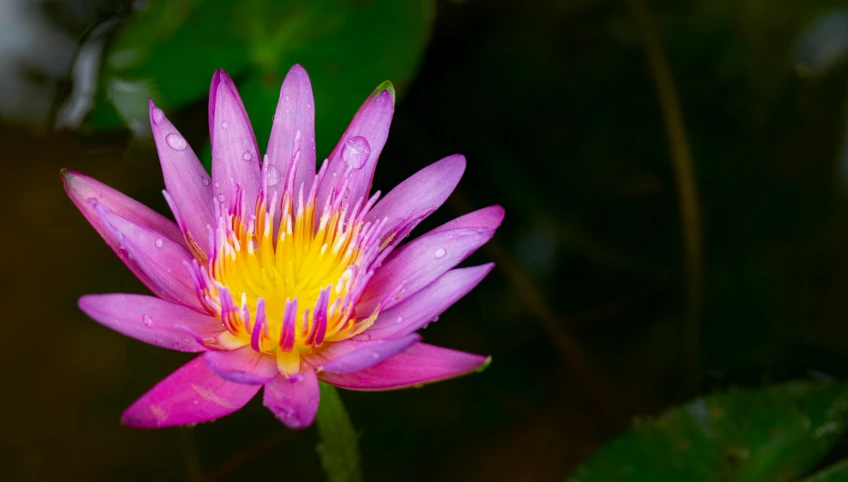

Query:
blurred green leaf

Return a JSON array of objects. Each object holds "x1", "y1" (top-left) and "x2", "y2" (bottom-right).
[
  {"x1": 89, "y1": 0, "x2": 434, "y2": 159},
  {"x1": 316, "y1": 382, "x2": 362, "y2": 482},
  {"x1": 799, "y1": 459, "x2": 848, "y2": 481},
  {"x1": 569, "y1": 381, "x2": 848, "y2": 481}
]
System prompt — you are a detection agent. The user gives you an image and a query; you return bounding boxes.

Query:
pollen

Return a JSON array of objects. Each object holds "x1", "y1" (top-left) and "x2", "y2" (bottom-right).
[{"x1": 187, "y1": 153, "x2": 387, "y2": 372}]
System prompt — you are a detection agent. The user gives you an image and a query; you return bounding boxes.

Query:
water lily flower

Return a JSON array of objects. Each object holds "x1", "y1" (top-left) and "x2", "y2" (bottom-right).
[{"x1": 64, "y1": 65, "x2": 502, "y2": 429}]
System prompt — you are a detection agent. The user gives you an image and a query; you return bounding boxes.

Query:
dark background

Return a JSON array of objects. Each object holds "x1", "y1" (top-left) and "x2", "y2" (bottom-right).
[{"x1": 3, "y1": 0, "x2": 848, "y2": 480}]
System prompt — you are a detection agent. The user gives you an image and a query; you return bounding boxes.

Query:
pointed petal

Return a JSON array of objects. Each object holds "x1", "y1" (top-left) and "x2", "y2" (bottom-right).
[
  {"x1": 93, "y1": 201, "x2": 203, "y2": 310},
  {"x1": 266, "y1": 65, "x2": 316, "y2": 215},
  {"x1": 356, "y1": 227, "x2": 496, "y2": 316},
  {"x1": 317, "y1": 84, "x2": 394, "y2": 210},
  {"x1": 121, "y1": 355, "x2": 261, "y2": 428},
  {"x1": 62, "y1": 170, "x2": 183, "y2": 294},
  {"x1": 306, "y1": 333, "x2": 421, "y2": 374},
  {"x1": 318, "y1": 343, "x2": 490, "y2": 391},
  {"x1": 205, "y1": 346, "x2": 279, "y2": 384},
  {"x1": 78, "y1": 294, "x2": 223, "y2": 352},
  {"x1": 263, "y1": 364, "x2": 320, "y2": 429},
  {"x1": 210, "y1": 70, "x2": 261, "y2": 208},
  {"x1": 427, "y1": 205, "x2": 505, "y2": 235},
  {"x1": 365, "y1": 154, "x2": 465, "y2": 246},
  {"x1": 149, "y1": 100, "x2": 213, "y2": 254},
  {"x1": 365, "y1": 263, "x2": 494, "y2": 340}
]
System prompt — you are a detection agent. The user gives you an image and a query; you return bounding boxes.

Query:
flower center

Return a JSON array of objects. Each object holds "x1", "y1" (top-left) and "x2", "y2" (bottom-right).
[{"x1": 188, "y1": 160, "x2": 385, "y2": 359}]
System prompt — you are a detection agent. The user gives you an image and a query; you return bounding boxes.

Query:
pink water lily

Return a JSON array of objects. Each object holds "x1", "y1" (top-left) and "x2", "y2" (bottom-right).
[{"x1": 64, "y1": 65, "x2": 501, "y2": 429}]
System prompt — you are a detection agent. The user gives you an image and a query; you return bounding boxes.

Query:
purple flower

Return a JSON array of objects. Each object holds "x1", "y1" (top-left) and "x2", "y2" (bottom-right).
[{"x1": 63, "y1": 65, "x2": 502, "y2": 429}]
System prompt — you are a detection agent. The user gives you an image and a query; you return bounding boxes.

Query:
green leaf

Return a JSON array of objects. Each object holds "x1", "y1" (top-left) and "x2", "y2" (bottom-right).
[
  {"x1": 570, "y1": 381, "x2": 848, "y2": 481},
  {"x1": 89, "y1": 0, "x2": 434, "y2": 159},
  {"x1": 316, "y1": 382, "x2": 362, "y2": 482},
  {"x1": 799, "y1": 459, "x2": 848, "y2": 482}
]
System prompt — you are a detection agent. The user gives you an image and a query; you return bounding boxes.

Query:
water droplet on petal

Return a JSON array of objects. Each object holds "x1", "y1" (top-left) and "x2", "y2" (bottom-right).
[
  {"x1": 285, "y1": 95, "x2": 290, "y2": 101},
  {"x1": 267, "y1": 166, "x2": 280, "y2": 186},
  {"x1": 142, "y1": 315, "x2": 154, "y2": 328},
  {"x1": 192, "y1": 400, "x2": 199, "y2": 406},
  {"x1": 165, "y1": 133, "x2": 187, "y2": 151},
  {"x1": 214, "y1": 182, "x2": 220, "y2": 188},
  {"x1": 434, "y1": 248, "x2": 447, "y2": 259},
  {"x1": 217, "y1": 193, "x2": 226, "y2": 202},
  {"x1": 285, "y1": 108, "x2": 289, "y2": 114},
  {"x1": 155, "y1": 238, "x2": 163, "y2": 248},
  {"x1": 370, "y1": 351, "x2": 380, "y2": 360},
  {"x1": 396, "y1": 316, "x2": 404, "y2": 324},
  {"x1": 331, "y1": 171, "x2": 337, "y2": 177},
  {"x1": 151, "y1": 107, "x2": 164, "y2": 124},
  {"x1": 243, "y1": 152, "x2": 252, "y2": 161},
  {"x1": 221, "y1": 120, "x2": 228, "y2": 129},
  {"x1": 307, "y1": 103, "x2": 311, "y2": 108},
  {"x1": 201, "y1": 177, "x2": 210, "y2": 186},
  {"x1": 341, "y1": 136, "x2": 371, "y2": 169}
]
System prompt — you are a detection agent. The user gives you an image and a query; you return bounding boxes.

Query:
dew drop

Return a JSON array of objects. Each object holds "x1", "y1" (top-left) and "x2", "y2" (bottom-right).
[
  {"x1": 201, "y1": 177, "x2": 210, "y2": 186},
  {"x1": 142, "y1": 315, "x2": 154, "y2": 328},
  {"x1": 341, "y1": 136, "x2": 371, "y2": 169},
  {"x1": 217, "y1": 193, "x2": 226, "y2": 202},
  {"x1": 243, "y1": 151, "x2": 252, "y2": 161},
  {"x1": 192, "y1": 400, "x2": 199, "y2": 406},
  {"x1": 285, "y1": 95, "x2": 290, "y2": 101},
  {"x1": 267, "y1": 165, "x2": 280, "y2": 186},
  {"x1": 434, "y1": 248, "x2": 447, "y2": 259},
  {"x1": 214, "y1": 181, "x2": 220, "y2": 188},
  {"x1": 155, "y1": 238, "x2": 163, "y2": 248},
  {"x1": 165, "y1": 133, "x2": 187, "y2": 151},
  {"x1": 370, "y1": 351, "x2": 381, "y2": 360},
  {"x1": 331, "y1": 171, "x2": 337, "y2": 177},
  {"x1": 285, "y1": 108, "x2": 289, "y2": 114},
  {"x1": 151, "y1": 107, "x2": 164, "y2": 124},
  {"x1": 307, "y1": 103, "x2": 311, "y2": 108},
  {"x1": 221, "y1": 120, "x2": 228, "y2": 129},
  {"x1": 396, "y1": 316, "x2": 404, "y2": 324}
]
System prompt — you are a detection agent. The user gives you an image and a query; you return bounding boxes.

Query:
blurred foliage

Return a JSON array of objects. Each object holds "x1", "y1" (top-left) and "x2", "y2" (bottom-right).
[
  {"x1": 800, "y1": 459, "x2": 848, "y2": 481},
  {"x1": 316, "y1": 383, "x2": 362, "y2": 482},
  {"x1": 570, "y1": 381, "x2": 848, "y2": 481},
  {"x1": 87, "y1": 0, "x2": 434, "y2": 163}
]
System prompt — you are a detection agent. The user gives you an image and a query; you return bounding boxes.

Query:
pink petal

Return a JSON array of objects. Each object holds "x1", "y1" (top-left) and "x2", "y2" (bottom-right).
[
  {"x1": 365, "y1": 154, "x2": 466, "y2": 248},
  {"x1": 317, "y1": 85, "x2": 394, "y2": 211},
  {"x1": 93, "y1": 201, "x2": 203, "y2": 310},
  {"x1": 305, "y1": 333, "x2": 421, "y2": 374},
  {"x1": 149, "y1": 99, "x2": 214, "y2": 254},
  {"x1": 78, "y1": 294, "x2": 223, "y2": 352},
  {"x1": 266, "y1": 64, "x2": 316, "y2": 217},
  {"x1": 427, "y1": 204, "x2": 505, "y2": 235},
  {"x1": 318, "y1": 343, "x2": 490, "y2": 391},
  {"x1": 209, "y1": 70, "x2": 261, "y2": 208},
  {"x1": 365, "y1": 263, "x2": 494, "y2": 340},
  {"x1": 263, "y1": 364, "x2": 320, "y2": 429},
  {"x1": 121, "y1": 355, "x2": 261, "y2": 428},
  {"x1": 356, "y1": 227, "x2": 496, "y2": 316},
  {"x1": 61, "y1": 170, "x2": 183, "y2": 295},
  {"x1": 204, "y1": 346, "x2": 279, "y2": 384}
]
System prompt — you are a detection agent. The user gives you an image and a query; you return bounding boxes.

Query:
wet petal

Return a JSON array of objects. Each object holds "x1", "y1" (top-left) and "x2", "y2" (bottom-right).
[
  {"x1": 263, "y1": 364, "x2": 320, "y2": 429},
  {"x1": 94, "y1": 201, "x2": 203, "y2": 310},
  {"x1": 365, "y1": 154, "x2": 466, "y2": 247},
  {"x1": 210, "y1": 70, "x2": 261, "y2": 208},
  {"x1": 205, "y1": 346, "x2": 279, "y2": 384},
  {"x1": 356, "y1": 227, "x2": 496, "y2": 316},
  {"x1": 62, "y1": 170, "x2": 183, "y2": 294},
  {"x1": 318, "y1": 343, "x2": 490, "y2": 391},
  {"x1": 149, "y1": 99, "x2": 214, "y2": 254},
  {"x1": 365, "y1": 263, "x2": 494, "y2": 339},
  {"x1": 78, "y1": 294, "x2": 223, "y2": 352},
  {"x1": 266, "y1": 64, "x2": 316, "y2": 216},
  {"x1": 317, "y1": 84, "x2": 394, "y2": 210},
  {"x1": 426, "y1": 205, "x2": 505, "y2": 235},
  {"x1": 121, "y1": 355, "x2": 261, "y2": 428},
  {"x1": 306, "y1": 333, "x2": 421, "y2": 374}
]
